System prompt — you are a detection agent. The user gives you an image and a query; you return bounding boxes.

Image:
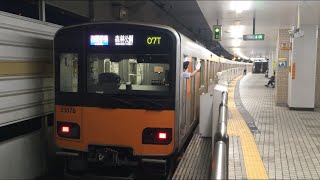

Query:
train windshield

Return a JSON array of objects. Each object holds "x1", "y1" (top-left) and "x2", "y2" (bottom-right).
[{"x1": 87, "y1": 54, "x2": 170, "y2": 95}]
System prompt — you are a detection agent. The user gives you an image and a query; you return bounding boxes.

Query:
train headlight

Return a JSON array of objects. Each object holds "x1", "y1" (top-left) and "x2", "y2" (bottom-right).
[
  {"x1": 57, "y1": 122, "x2": 80, "y2": 139},
  {"x1": 142, "y1": 128, "x2": 172, "y2": 145}
]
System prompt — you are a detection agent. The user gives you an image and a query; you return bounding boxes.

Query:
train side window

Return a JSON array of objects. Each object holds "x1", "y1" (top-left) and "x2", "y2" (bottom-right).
[
  {"x1": 210, "y1": 61, "x2": 214, "y2": 81},
  {"x1": 206, "y1": 60, "x2": 211, "y2": 85},
  {"x1": 214, "y1": 62, "x2": 218, "y2": 81},
  {"x1": 200, "y1": 59, "x2": 205, "y2": 86},
  {"x1": 60, "y1": 53, "x2": 78, "y2": 92}
]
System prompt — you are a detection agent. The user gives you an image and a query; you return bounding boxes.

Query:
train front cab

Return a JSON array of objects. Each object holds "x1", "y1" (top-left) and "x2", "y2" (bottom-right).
[{"x1": 53, "y1": 23, "x2": 179, "y2": 177}]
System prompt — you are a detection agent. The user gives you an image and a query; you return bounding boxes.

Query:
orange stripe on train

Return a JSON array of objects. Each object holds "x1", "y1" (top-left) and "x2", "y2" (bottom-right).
[{"x1": 55, "y1": 105, "x2": 175, "y2": 156}]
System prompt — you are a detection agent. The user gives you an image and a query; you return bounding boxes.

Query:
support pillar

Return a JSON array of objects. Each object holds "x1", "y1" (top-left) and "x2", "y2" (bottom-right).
[
  {"x1": 288, "y1": 25, "x2": 318, "y2": 110},
  {"x1": 275, "y1": 29, "x2": 290, "y2": 106}
]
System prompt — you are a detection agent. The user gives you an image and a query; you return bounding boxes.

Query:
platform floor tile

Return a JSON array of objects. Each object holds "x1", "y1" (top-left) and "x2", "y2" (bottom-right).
[
  {"x1": 239, "y1": 74, "x2": 320, "y2": 179},
  {"x1": 172, "y1": 134, "x2": 211, "y2": 180},
  {"x1": 228, "y1": 76, "x2": 268, "y2": 179},
  {"x1": 228, "y1": 136, "x2": 247, "y2": 179}
]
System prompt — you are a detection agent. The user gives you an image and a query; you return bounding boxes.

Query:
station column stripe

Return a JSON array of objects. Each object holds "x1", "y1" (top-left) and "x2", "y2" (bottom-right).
[
  {"x1": 228, "y1": 76, "x2": 269, "y2": 179},
  {"x1": 0, "y1": 60, "x2": 52, "y2": 75}
]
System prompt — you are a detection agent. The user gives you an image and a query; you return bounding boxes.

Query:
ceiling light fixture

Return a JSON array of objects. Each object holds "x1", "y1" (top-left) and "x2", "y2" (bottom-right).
[
  {"x1": 230, "y1": 1, "x2": 252, "y2": 14},
  {"x1": 232, "y1": 48, "x2": 249, "y2": 59},
  {"x1": 237, "y1": 52, "x2": 249, "y2": 60},
  {"x1": 232, "y1": 39, "x2": 241, "y2": 47},
  {"x1": 230, "y1": 25, "x2": 244, "y2": 38}
]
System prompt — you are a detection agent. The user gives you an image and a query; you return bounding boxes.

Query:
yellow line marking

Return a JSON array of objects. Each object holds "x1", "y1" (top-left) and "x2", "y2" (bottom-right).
[{"x1": 227, "y1": 76, "x2": 269, "y2": 180}]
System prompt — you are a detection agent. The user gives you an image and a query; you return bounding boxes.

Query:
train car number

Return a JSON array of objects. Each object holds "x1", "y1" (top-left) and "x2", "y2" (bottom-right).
[
  {"x1": 60, "y1": 107, "x2": 76, "y2": 114},
  {"x1": 146, "y1": 37, "x2": 161, "y2": 45}
]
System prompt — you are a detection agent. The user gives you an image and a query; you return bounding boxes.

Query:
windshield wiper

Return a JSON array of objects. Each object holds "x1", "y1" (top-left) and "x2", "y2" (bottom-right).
[
  {"x1": 110, "y1": 97, "x2": 136, "y2": 108},
  {"x1": 96, "y1": 96, "x2": 136, "y2": 109},
  {"x1": 140, "y1": 99, "x2": 167, "y2": 110}
]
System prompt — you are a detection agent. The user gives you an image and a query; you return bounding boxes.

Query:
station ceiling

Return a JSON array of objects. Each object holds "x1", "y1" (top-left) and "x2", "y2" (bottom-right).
[
  {"x1": 198, "y1": 1, "x2": 320, "y2": 60},
  {"x1": 16, "y1": 0, "x2": 320, "y2": 61},
  {"x1": 44, "y1": 0, "x2": 235, "y2": 59}
]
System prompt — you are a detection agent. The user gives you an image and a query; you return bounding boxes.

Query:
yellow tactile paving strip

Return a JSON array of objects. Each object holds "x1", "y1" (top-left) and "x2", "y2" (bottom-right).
[{"x1": 228, "y1": 77, "x2": 269, "y2": 180}]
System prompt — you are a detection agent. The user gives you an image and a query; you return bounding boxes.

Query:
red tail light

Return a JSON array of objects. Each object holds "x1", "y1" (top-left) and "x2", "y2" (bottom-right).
[
  {"x1": 57, "y1": 122, "x2": 80, "y2": 139},
  {"x1": 61, "y1": 126, "x2": 70, "y2": 133},
  {"x1": 158, "y1": 132, "x2": 167, "y2": 140},
  {"x1": 142, "y1": 128, "x2": 172, "y2": 145}
]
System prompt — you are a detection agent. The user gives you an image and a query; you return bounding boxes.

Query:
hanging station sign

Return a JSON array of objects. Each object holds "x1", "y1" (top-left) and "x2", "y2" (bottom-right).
[{"x1": 243, "y1": 34, "x2": 265, "y2": 41}]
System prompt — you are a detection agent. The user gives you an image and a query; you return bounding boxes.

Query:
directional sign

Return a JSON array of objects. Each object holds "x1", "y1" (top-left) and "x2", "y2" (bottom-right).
[
  {"x1": 213, "y1": 25, "x2": 221, "y2": 41},
  {"x1": 243, "y1": 34, "x2": 265, "y2": 41}
]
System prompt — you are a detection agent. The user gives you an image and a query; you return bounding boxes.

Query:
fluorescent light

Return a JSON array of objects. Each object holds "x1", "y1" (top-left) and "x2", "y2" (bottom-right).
[
  {"x1": 232, "y1": 48, "x2": 249, "y2": 59},
  {"x1": 232, "y1": 39, "x2": 241, "y2": 47},
  {"x1": 229, "y1": 25, "x2": 244, "y2": 38},
  {"x1": 237, "y1": 52, "x2": 249, "y2": 59},
  {"x1": 230, "y1": 1, "x2": 252, "y2": 14}
]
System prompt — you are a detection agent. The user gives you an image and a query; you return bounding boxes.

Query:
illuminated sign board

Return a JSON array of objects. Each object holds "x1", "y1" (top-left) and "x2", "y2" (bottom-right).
[
  {"x1": 146, "y1": 36, "x2": 161, "y2": 45},
  {"x1": 90, "y1": 35, "x2": 109, "y2": 46},
  {"x1": 89, "y1": 34, "x2": 166, "y2": 47},
  {"x1": 243, "y1": 34, "x2": 265, "y2": 41},
  {"x1": 115, "y1": 35, "x2": 134, "y2": 46}
]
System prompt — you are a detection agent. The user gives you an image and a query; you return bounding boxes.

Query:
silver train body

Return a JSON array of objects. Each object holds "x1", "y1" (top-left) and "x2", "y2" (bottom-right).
[{"x1": 163, "y1": 24, "x2": 251, "y2": 152}]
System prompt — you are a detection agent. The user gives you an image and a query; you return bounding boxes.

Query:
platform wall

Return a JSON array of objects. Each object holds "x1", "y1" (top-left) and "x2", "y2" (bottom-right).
[{"x1": 0, "y1": 11, "x2": 61, "y2": 179}]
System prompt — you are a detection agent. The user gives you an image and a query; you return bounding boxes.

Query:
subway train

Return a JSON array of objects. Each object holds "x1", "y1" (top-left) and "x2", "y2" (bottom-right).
[
  {"x1": 54, "y1": 22, "x2": 251, "y2": 178},
  {"x1": 252, "y1": 60, "x2": 268, "y2": 73}
]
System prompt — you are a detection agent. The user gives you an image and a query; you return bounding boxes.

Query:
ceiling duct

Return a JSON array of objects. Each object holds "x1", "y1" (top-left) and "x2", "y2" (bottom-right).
[{"x1": 111, "y1": 3, "x2": 128, "y2": 21}]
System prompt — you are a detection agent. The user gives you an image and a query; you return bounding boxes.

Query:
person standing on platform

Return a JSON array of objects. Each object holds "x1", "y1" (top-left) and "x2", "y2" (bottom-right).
[{"x1": 243, "y1": 66, "x2": 247, "y2": 75}]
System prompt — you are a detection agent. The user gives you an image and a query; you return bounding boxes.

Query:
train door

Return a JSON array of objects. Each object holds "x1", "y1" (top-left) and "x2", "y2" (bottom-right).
[
  {"x1": 186, "y1": 57, "x2": 197, "y2": 129},
  {"x1": 190, "y1": 58, "x2": 197, "y2": 126},
  {"x1": 180, "y1": 56, "x2": 197, "y2": 138},
  {"x1": 195, "y1": 59, "x2": 205, "y2": 123},
  {"x1": 180, "y1": 55, "x2": 190, "y2": 139}
]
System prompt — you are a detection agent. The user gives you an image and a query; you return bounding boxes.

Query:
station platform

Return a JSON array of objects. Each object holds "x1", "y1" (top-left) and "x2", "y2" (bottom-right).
[
  {"x1": 174, "y1": 73, "x2": 320, "y2": 180},
  {"x1": 228, "y1": 74, "x2": 320, "y2": 179},
  {"x1": 172, "y1": 132, "x2": 211, "y2": 180}
]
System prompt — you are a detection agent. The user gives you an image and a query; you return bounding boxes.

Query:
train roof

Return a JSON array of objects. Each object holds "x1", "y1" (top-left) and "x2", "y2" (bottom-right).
[
  {"x1": 55, "y1": 21, "x2": 179, "y2": 36},
  {"x1": 55, "y1": 21, "x2": 252, "y2": 65}
]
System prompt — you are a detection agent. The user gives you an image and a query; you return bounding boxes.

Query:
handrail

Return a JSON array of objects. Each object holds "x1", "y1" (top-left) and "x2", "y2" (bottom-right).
[
  {"x1": 211, "y1": 66, "x2": 246, "y2": 179},
  {"x1": 221, "y1": 92, "x2": 228, "y2": 107},
  {"x1": 211, "y1": 91, "x2": 229, "y2": 180},
  {"x1": 212, "y1": 141, "x2": 227, "y2": 180}
]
